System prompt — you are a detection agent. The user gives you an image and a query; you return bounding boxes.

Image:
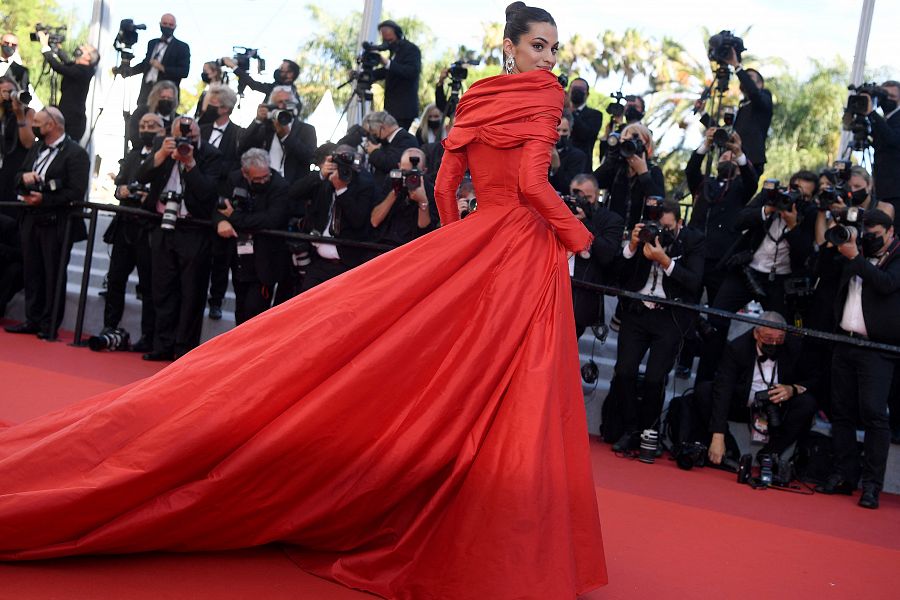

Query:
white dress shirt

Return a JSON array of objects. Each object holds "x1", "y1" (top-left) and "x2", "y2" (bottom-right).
[
  {"x1": 749, "y1": 348, "x2": 778, "y2": 407},
  {"x1": 839, "y1": 257, "x2": 879, "y2": 336},
  {"x1": 749, "y1": 211, "x2": 792, "y2": 276},
  {"x1": 622, "y1": 243, "x2": 677, "y2": 308},
  {"x1": 145, "y1": 39, "x2": 170, "y2": 84},
  {"x1": 313, "y1": 188, "x2": 347, "y2": 260},
  {"x1": 33, "y1": 133, "x2": 66, "y2": 179}
]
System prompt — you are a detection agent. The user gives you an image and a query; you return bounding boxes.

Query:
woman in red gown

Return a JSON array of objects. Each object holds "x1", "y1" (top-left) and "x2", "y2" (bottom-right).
[{"x1": 0, "y1": 3, "x2": 607, "y2": 598}]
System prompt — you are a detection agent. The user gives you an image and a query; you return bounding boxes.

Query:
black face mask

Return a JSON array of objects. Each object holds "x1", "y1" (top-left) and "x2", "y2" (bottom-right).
[
  {"x1": 624, "y1": 106, "x2": 644, "y2": 122},
  {"x1": 198, "y1": 105, "x2": 219, "y2": 125},
  {"x1": 760, "y1": 343, "x2": 781, "y2": 361},
  {"x1": 156, "y1": 99, "x2": 174, "y2": 116},
  {"x1": 427, "y1": 118, "x2": 441, "y2": 131},
  {"x1": 861, "y1": 232, "x2": 885, "y2": 257},
  {"x1": 32, "y1": 126, "x2": 44, "y2": 141},
  {"x1": 368, "y1": 132, "x2": 382, "y2": 145},
  {"x1": 717, "y1": 162, "x2": 736, "y2": 180},
  {"x1": 139, "y1": 131, "x2": 157, "y2": 148},
  {"x1": 570, "y1": 88, "x2": 587, "y2": 106},
  {"x1": 160, "y1": 26, "x2": 175, "y2": 39},
  {"x1": 0, "y1": 46, "x2": 14, "y2": 58},
  {"x1": 644, "y1": 204, "x2": 663, "y2": 221},
  {"x1": 556, "y1": 135, "x2": 570, "y2": 150},
  {"x1": 882, "y1": 98, "x2": 898, "y2": 114},
  {"x1": 850, "y1": 188, "x2": 868, "y2": 206},
  {"x1": 1, "y1": 99, "x2": 11, "y2": 112},
  {"x1": 249, "y1": 181, "x2": 269, "y2": 195},
  {"x1": 201, "y1": 72, "x2": 211, "y2": 84}
]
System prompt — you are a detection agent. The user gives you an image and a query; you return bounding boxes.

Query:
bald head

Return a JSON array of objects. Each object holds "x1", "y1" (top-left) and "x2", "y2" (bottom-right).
[
  {"x1": 33, "y1": 107, "x2": 66, "y2": 143},
  {"x1": 400, "y1": 147, "x2": 427, "y2": 172}
]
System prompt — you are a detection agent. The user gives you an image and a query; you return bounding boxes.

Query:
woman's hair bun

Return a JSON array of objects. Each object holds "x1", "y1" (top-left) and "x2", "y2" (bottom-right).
[{"x1": 505, "y1": 2, "x2": 527, "y2": 21}]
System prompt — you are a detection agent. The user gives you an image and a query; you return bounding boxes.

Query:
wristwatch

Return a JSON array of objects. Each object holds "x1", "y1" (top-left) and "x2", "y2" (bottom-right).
[{"x1": 418, "y1": 201, "x2": 428, "y2": 210}]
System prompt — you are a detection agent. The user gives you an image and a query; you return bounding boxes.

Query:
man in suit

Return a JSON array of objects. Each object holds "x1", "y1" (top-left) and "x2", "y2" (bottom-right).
[
  {"x1": 239, "y1": 86, "x2": 316, "y2": 185},
  {"x1": 372, "y1": 20, "x2": 421, "y2": 130},
  {"x1": 123, "y1": 14, "x2": 191, "y2": 106},
  {"x1": 5, "y1": 107, "x2": 89, "y2": 339},
  {"x1": 549, "y1": 113, "x2": 588, "y2": 195},
  {"x1": 213, "y1": 148, "x2": 289, "y2": 325},
  {"x1": 569, "y1": 174, "x2": 624, "y2": 339},
  {"x1": 37, "y1": 30, "x2": 99, "y2": 141},
  {"x1": 370, "y1": 147, "x2": 438, "y2": 249},
  {"x1": 136, "y1": 116, "x2": 221, "y2": 360},
  {"x1": 692, "y1": 312, "x2": 817, "y2": 466},
  {"x1": 223, "y1": 57, "x2": 301, "y2": 105},
  {"x1": 0, "y1": 33, "x2": 29, "y2": 91},
  {"x1": 865, "y1": 81, "x2": 900, "y2": 227},
  {"x1": 361, "y1": 111, "x2": 418, "y2": 190},
  {"x1": 815, "y1": 209, "x2": 900, "y2": 510},
  {"x1": 607, "y1": 199, "x2": 705, "y2": 451},
  {"x1": 566, "y1": 77, "x2": 603, "y2": 166},
  {"x1": 301, "y1": 144, "x2": 376, "y2": 291},
  {"x1": 721, "y1": 48, "x2": 773, "y2": 174}
]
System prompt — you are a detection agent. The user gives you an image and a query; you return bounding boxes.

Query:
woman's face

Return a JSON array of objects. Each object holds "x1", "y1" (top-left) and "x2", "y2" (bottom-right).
[
  {"x1": 427, "y1": 108, "x2": 442, "y2": 121},
  {"x1": 503, "y1": 22, "x2": 558, "y2": 73}
]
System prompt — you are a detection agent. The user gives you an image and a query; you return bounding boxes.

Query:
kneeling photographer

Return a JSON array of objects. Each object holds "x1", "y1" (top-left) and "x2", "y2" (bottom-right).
[
  {"x1": 814, "y1": 209, "x2": 900, "y2": 510},
  {"x1": 593, "y1": 123, "x2": 664, "y2": 232},
  {"x1": 604, "y1": 198, "x2": 704, "y2": 452},
  {"x1": 214, "y1": 148, "x2": 289, "y2": 325},
  {"x1": 370, "y1": 147, "x2": 437, "y2": 249},
  {"x1": 687, "y1": 312, "x2": 817, "y2": 467},
  {"x1": 136, "y1": 116, "x2": 222, "y2": 360}
]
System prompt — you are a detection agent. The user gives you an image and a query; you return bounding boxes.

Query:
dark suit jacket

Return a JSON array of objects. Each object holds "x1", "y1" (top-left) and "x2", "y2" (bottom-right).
[
  {"x1": 232, "y1": 70, "x2": 301, "y2": 104},
  {"x1": 305, "y1": 170, "x2": 376, "y2": 268},
  {"x1": 550, "y1": 145, "x2": 589, "y2": 195},
  {"x1": 3, "y1": 62, "x2": 29, "y2": 90},
  {"x1": 571, "y1": 106, "x2": 603, "y2": 163},
  {"x1": 373, "y1": 39, "x2": 421, "y2": 121},
  {"x1": 42, "y1": 50, "x2": 95, "y2": 139},
  {"x1": 213, "y1": 169, "x2": 289, "y2": 285},
  {"x1": 709, "y1": 330, "x2": 815, "y2": 433},
  {"x1": 133, "y1": 37, "x2": 191, "y2": 88},
  {"x1": 367, "y1": 128, "x2": 419, "y2": 189},
  {"x1": 733, "y1": 69, "x2": 773, "y2": 167},
  {"x1": 136, "y1": 139, "x2": 222, "y2": 223},
  {"x1": 573, "y1": 204, "x2": 624, "y2": 329},
  {"x1": 870, "y1": 110, "x2": 900, "y2": 200},
  {"x1": 593, "y1": 160, "x2": 665, "y2": 230},
  {"x1": 726, "y1": 193, "x2": 816, "y2": 275},
  {"x1": 371, "y1": 175, "x2": 438, "y2": 248},
  {"x1": 239, "y1": 118, "x2": 316, "y2": 184},
  {"x1": 830, "y1": 240, "x2": 900, "y2": 345},
  {"x1": 201, "y1": 120, "x2": 244, "y2": 189}
]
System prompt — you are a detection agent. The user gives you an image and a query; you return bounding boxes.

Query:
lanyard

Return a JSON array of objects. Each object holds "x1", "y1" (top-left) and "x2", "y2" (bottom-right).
[
  {"x1": 34, "y1": 145, "x2": 59, "y2": 177},
  {"x1": 755, "y1": 356, "x2": 777, "y2": 389}
]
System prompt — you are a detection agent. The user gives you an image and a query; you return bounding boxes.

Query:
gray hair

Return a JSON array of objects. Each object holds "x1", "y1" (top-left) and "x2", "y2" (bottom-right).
[
  {"x1": 43, "y1": 106, "x2": 66, "y2": 128},
  {"x1": 850, "y1": 165, "x2": 872, "y2": 187},
  {"x1": 207, "y1": 83, "x2": 237, "y2": 111},
  {"x1": 270, "y1": 85, "x2": 294, "y2": 100},
  {"x1": 363, "y1": 111, "x2": 397, "y2": 129},
  {"x1": 241, "y1": 148, "x2": 270, "y2": 170},
  {"x1": 148, "y1": 80, "x2": 179, "y2": 112},
  {"x1": 757, "y1": 311, "x2": 787, "y2": 329}
]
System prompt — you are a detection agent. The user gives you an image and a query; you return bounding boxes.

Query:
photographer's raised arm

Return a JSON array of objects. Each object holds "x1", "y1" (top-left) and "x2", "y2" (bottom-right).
[{"x1": 870, "y1": 111, "x2": 900, "y2": 149}]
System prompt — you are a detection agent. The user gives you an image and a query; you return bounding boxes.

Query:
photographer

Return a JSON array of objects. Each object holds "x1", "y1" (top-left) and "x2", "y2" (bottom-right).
[
  {"x1": 697, "y1": 171, "x2": 818, "y2": 382},
  {"x1": 606, "y1": 199, "x2": 705, "y2": 452},
  {"x1": 456, "y1": 178, "x2": 476, "y2": 219},
  {"x1": 360, "y1": 111, "x2": 418, "y2": 189},
  {"x1": 213, "y1": 148, "x2": 289, "y2": 325},
  {"x1": 222, "y1": 57, "x2": 301, "y2": 104},
  {"x1": 198, "y1": 83, "x2": 244, "y2": 176},
  {"x1": 136, "y1": 116, "x2": 222, "y2": 360},
  {"x1": 815, "y1": 166, "x2": 894, "y2": 247},
  {"x1": 598, "y1": 94, "x2": 644, "y2": 157},
  {"x1": 549, "y1": 112, "x2": 588, "y2": 195},
  {"x1": 0, "y1": 76, "x2": 36, "y2": 206},
  {"x1": 121, "y1": 14, "x2": 190, "y2": 106},
  {"x1": 239, "y1": 86, "x2": 316, "y2": 184},
  {"x1": 372, "y1": 20, "x2": 422, "y2": 130},
  {"x1": 719, "y1": 49, "x2": 772, "y2": 174},
  {"x1": 99, "y1": 113, "x2": 164, "y2": 352},
  {"x1": 193, "y1": 61, "x2": 225, "y2": 119},
  {"x1": 301, "y1": 144, "x2": 376, "y2": 291},
  {"x1": 813, "y1": 209, "x2": 900, "y2": 510},
  {"x1": 128, "y1": 80, "x2": 179, "y2": 152},
  {"x1": 370, "y1": 147, "x2": 438, "y2": 249},
  {"x1": 566, "y1": 77, "x2": 603, "y2": 164},
  {"x1": 864, "y1": 81, "x2": 900, "y2": 224},
  {"x1": 0, "y1": 34, "x2": 29, "y2": 90},
  {"x1": 568, "y1": 173, "x2": 624, "y2": 338},
  {"x1": 36, "y1": 31, "x2": 98, "y2": 141},
  {"x1": 5, "y1": 108, "x2": 89, "y2": 339},
  {"x1": 593, "y1": 122, "x2": 665, "y2": 231},
  {"x1": 691, "y1": 312, "x2": 817, "y2": 466}
]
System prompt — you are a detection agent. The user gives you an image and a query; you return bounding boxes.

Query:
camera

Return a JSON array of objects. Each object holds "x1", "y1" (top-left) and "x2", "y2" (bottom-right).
[
  {"x1": 88, "y1": 327, "x2": 131, "y2": 352},
  {"x1": 619, "y1": 134, "x2": 646, "y2": 159},
  {"x1": 460, "y1": 197, "x2": 477, "y2": 218},
  {"x1": 10, "y1": 90, "x2": 31, "y2": 106},
  {"x1": 30, "y1": 24, "x2": 67, "y2": 46},
  {"x1": 638, "y1": 429, "x2": 659, "y2": 464},
  {"x1": 330, "y1": 150, "x2": 363, "y2": 182},
  {"x1": 737, "y1": 453, "x2": 753, "y2": 484},
  {"x1": 846, "y1": 82, "x2": 887, "y2": 115},
  {"x1": 753, "y1": 389, "x2": 783, "y2": 429},
  {"x1": 174, "y1": 119, "x2": 194, "y2": 156},
  {"x1": 217, "y1": 187, "x2": 249, "y2": 211},
  {"x1": 761, "y1": 179, "x2": 798, "y2": 212},
  {"x1": 707, "y1": 30, "x2": 745, "y2": 64},
  {"x1": 824, "y1": 206, "x2": 866, "y2": 246},
  {"x1": 389, "y1": 155, "x2": 423, "y2": 195},
  {"x1": 637, "y1": 196, "x2": 666, "y2": 244},
  {"x1": 267, "y1": 102, "x2": 298, "y2": 127},
  {"x1": 675, "y1": 441, "x2": 708, "y2": 471},
  {"x1": 359, "y1": 41, "x2": 389, "y2": 71},
  {"x1": 606, "y1": 91, "x2": 625, "y2": 117},
  {"x1": 122, "y1": 181, "x2": 149, "y2": 205},
  {"x1": 286, "y1": 217, "x2": 312, "y2": 276},
  {"x1": 113, "y1": 19, "x2": 146, "y2": 60},
  {"x1": 561, "y1": 193, "x2": 591, "y2": 217},
  {"x1": 160, "y1": 191, "x2": 183, "y2": 230},
  {"x1": 228, "y1": 46, "x2": 265, "y2": 74},
  {"x1": 448, "y1": 53, "x2": 481, "y2": 83}
]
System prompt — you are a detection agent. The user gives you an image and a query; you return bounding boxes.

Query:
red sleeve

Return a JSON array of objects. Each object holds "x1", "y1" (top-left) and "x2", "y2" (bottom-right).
[
  {"x1": 518, "y1": 138, "x2": 593, "y2": 252},
  {"x1": 435, "y1": 148, "x2": 467, "y2": 226}
]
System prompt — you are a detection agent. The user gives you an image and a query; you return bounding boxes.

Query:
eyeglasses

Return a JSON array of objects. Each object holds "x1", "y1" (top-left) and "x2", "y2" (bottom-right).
[{"x1": 1, "y1": 42, "x2": 16, "y2": 48}]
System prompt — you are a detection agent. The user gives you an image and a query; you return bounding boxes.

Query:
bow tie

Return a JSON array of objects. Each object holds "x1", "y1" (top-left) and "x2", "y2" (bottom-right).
[{"x1": 213, "y1": 126, "x2": 226, "y2": 132}]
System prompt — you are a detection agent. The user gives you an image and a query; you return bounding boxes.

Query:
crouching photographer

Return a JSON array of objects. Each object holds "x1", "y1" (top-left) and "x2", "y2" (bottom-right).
[
  {"x1": 370, "y1": 147, "x2": 438, "y2": 250},
  {"x1": 813, "y1": 209, "x2": 900, "y2": 509},
  {"x1": 214, "y1": 148, "x2": 289, "y2": 325},
  {"x1": 685, "y1": 312, "x2": 817, "y2": 468}
]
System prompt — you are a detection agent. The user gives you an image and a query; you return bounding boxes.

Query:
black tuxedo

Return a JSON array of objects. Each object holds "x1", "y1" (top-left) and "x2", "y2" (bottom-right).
[
  {"x1": 373, "y1": 39, "x2": 422, "y2": 124},
  {"x1": 832, "y1": 243, "x2": 900, "y2": 345},
  {"x1": 133, "y1": 36, "x2": 191, "y2": 105},
  {"x1": 232, "y1": 70, "x2": 300, "y2": 104},
  {"x1": 201, "y1": 121, "x2": 244, "y2": 185},
  {"x1": 137, "y1": 139, "x2": 222, "y2": 219},
  {"x1": 870, "y1": 109, "x2": 900, "y2": 223},
  {"x1": 733, "y1": 70, "x2": 773, "y2": 169},
  {"x1": 572, "y1": 204, "x2": 623, "y2": 337},
  {"x1": 571, "y1": 105, "x2": 603, "y2": 164},
  {"x1": 550, "y1": 144, "x2": 588, "y2": 195},
  {"x1": 367, "y1": 128, "x2": 419, "y2": 190},
  {"x1": 372, "y1": 176, "x2": 438, "y2": 249},
  {"x1": 593, "y1": 160, "x2": 665, "y2": 231},
  {"x1": 16, "y1": 136, "x2": 89, "y2": 336},
  {"x1": 1, "y1": 61, "x2": 28, "y2": 90},
  {"x1": 239, "y1": 118, "x2": 316, "y2": 184},
  {"x1": 41, "y1": 50, "x2": 95, "y2": 141}
]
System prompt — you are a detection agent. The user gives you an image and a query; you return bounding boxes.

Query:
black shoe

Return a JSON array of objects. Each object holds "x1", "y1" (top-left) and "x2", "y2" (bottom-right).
[
  {"x1": 5, "y1": 322, "x2": 40, "y2": 334},
  {"x1": 37, "y1": 330, "x2": 52, "y2": 340},
  {"x1": 612, "y1": 431, "x2": 640, "y2": 453},
  {"x1": 858, "y1": 485, "x2": 880, "y2": 509},
  {"x1": 674, "y1": 365, "x2": 692, "y2": 380},
  {"x1": 815, "y1": 474, "x2": 855, "y2": 496},
  {"x1": 130, "y1": 337, "x2": 153, "y2": 353},
  {"x1": 891, "y1": 427, "x2": 900, "y2": 445},
  {"x1": 208, "y1": 305, "x2": 223, "y2": 320},
  {"x1": 142, "y1": 351, "x2": 174, "y2": 362}
]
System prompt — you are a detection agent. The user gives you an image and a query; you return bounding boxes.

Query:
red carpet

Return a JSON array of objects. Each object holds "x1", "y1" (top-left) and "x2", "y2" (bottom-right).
[{"x1": 1, "y1": 327, "x2": 898, "y2": 599}]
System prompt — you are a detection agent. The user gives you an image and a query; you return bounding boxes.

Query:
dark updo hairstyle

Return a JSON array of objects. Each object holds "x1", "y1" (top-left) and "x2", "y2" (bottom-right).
[{"x1": 504, "y1": 2, "x2": 556, "y2": 44}]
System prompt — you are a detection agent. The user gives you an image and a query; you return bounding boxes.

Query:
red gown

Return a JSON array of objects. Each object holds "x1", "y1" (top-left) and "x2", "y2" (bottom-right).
[{"x1": 0, "y1": 69, "x2": 607, "y2": 599}]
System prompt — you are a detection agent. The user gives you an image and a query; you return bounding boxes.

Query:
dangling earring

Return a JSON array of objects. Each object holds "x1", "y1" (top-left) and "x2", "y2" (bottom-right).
[{"x1": 505, "y1": 55, "x2": 515, "y2": 75}]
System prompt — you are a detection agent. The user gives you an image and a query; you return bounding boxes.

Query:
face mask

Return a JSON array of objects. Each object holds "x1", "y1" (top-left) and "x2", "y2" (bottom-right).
[
  {"x1": 760, "y1": 343, "x2": 781, "y2": 361},
  {"x1": 201, "y1": 72, "x2": 211, "y2": 84},
  {"x1": 850, "y1": 188, "x2": 868, "y2": 206},
  {"x1": 624, "y1": 106, "x2": 644, "y2": 123},
  {"x1": 198, "y1": 105, "x2": 219, "y2": 125},
  {"x1": 658, "y1": 226, "x2": 676, "y2": 248},
  {"x1": 139, "y1": 131, "x2": 157, "y2": 148},
  {"x1": 644, "y1": 204, "x2": 663, "y2": 221},
  {"x1": 861, "y1": 232, "x2": 885, "y2": 257},
  {"x1": 368, "y1": 132, "x2": 382, "y2": 145},
  {"x1": 570, "y1": 88, "x2": 587, "y2": 106},
  {"x1": 427, "y1": 118, "x2": 441, "y2": 131},
  {"x1": 556, "y1": 135, "x2": 570, "y2": 150},
  {"x1": 0, "y1": 46, "x2": 14, "y2": 58},
  {"x1": 717, "y1": 162, "x2": 736, "y2": 180},
  {"x1": 156, "y1": 99, "x2": 174, "y2": 115},
  {"x1": 881, "y1": 98, "x2": 898, "y2": 114},
  {"x1": 160, "y1": 26, "x2": 175, "y2": 39},
  {"x1": 249, "y1": 180, "x2": 269, "y2": 194},
  {"x1": 32, "y1": 126, "x2": 44, "y2": 140}
]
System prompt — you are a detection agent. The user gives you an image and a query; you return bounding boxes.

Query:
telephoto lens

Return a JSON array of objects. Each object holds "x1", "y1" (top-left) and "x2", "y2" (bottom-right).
[
  {"x1": 638, "y1": 429, "x2": 658, "y2": 464},
  {"x1": 88, "y1": 328, "x2": 131, "y2": 352},
  {"x1": 759, "y1": 453, "x2": 774, "y2": 486},
  {"x1": 160, "y1": 192, "x2": 182, "y2": 230}
]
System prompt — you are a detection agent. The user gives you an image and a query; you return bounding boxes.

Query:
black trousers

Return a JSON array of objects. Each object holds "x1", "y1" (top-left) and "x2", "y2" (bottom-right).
[
  {"x1": 104, "y1": 225, "x2": 154, "y2": 339},
  {"x1": 207, "y1": 236, "x2": 231, "y2": 308},
  {"x1": 613, "y1": 303, "x2": 684, "y2": 433},
  {"x1": 396, "y1": 118, "x2": 414, "y2": 130},
  {"x1": 693, "y1": 380, "x2": 816, "y2": 458},
  {"x1": 233, "y1": 279, "x2": 273, "y2": 325},
  {"x1": 300, "y1": 257, "x2": 349, "y2": 293},
  {"x1": 678, "y1": 258, "x2": 728, "y2": 369},
  {"x1": 830, "y1": 343, "x2": 894, "y2": 490},
  {"x1": 696, "y1": 269, "x2": 790, "y2": 382},
  {"x1": 150, "y1": 227, "x2": 211, "y2": 356},
  {"x1": 20, "y1": 214, "x2": 74, "y2": 335}
]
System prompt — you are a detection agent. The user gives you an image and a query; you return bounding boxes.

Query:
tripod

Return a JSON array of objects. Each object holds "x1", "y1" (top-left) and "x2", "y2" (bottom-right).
[
  {"x1": 701, "y1": 64, "x2": 732, "y2": 179},
  {"x1": 332, "y1": 69, "x2": 375, "y2": 141},
  {"x1": 441, "y1": 77, "x2": 465, "y2": 123}
]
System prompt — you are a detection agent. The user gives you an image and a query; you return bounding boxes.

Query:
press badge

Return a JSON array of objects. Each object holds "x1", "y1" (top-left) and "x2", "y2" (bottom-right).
[{"x1": 237, "y1": 238, "x2": 254, "y2": 255}]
